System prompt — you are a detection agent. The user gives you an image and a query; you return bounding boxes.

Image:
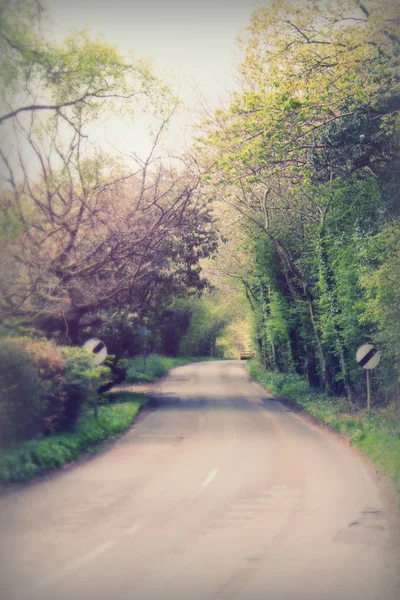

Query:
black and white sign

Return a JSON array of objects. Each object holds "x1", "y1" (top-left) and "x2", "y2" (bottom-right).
[
  {"x1": 356, "y1": 344, "x2": 380, "y2": 370},
  {"x1": 83, "y1": 338, "x2": 107, "y2": 366}
]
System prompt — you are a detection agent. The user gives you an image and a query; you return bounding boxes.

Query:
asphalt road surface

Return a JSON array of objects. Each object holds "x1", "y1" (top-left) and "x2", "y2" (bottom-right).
[{"x1": 1, "y1": 360, "x2": 399, "y2": 600}]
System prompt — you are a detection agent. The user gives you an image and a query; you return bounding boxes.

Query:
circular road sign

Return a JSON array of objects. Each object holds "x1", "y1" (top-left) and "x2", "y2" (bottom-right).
[
  {"x1": 83, "y1": 338, "x2": 107, "y2": 366},
  {"x1": 356, "y1": 344, "x2": 380, "y2": 370}
]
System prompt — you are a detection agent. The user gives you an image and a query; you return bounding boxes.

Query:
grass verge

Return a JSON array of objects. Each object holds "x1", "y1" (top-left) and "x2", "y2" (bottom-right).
[
  {"x1": 247, "y1": 359, "x2": 400, "y2": 501},
  {"x1": 0, "y1": 356, "x2": 221, "y2": 485},
  {"x1": 125, "y1": 353, "x2": 222, "y2": 383},
  {"x1": 0, "y1": 392, "x2": 147, "y2": 484}
]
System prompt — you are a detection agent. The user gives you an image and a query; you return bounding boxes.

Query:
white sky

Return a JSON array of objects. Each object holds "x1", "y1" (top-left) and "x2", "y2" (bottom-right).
[{"x1": 45, "y1": 0, "x2": 258, "y2": 159}]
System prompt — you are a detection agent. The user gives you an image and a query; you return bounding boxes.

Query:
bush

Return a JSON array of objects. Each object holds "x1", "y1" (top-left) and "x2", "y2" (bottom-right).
[
  {"x1": 60, "y1": 347, "x2": 110, "y2": 427},
  {"x1": 0, "y1": 337, "x2": 67, "y2": 447},
  {"x1": 0, "y1": 338, "x2": 112, "y2": 448}
]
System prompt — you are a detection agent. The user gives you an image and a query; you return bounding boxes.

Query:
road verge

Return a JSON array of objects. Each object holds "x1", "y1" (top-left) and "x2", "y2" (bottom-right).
[
  {"x1": 0, "y1": 355, "x2": 221, "y2": 485},
  {"x1": 247, "y1": 359, "x2": 400, "y2": 504},
  {"x1": 0, "y1": 392, "x2": 147, "y2": 484}
]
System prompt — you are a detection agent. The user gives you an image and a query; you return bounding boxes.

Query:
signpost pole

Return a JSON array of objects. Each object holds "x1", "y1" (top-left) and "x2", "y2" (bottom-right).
[
  {"x1": 82, "y1": 338, "x2": 108, "y2": 419},
  {"x1": 92, "y1": 379, "x2": 98, "y2": 419},
  {"x1": 139, "y1": 326, "x2": 150, "y2": 371},
  {"x1": 356, "y1": 343, "x2": 380, "y2": 412},
  {"x1": 143, "y1": 336, "x2": 147, "y2": 370},
  {"x1": 366, "y1": 369, "x2": 371, "y2": 412}
]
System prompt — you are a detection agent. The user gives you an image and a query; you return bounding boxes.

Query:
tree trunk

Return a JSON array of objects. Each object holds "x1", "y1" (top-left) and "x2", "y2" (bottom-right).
[
  {"x1": 65, "y1": 316, "x2": 81, "y2": 346},
  {"x1": 318, "y1": 224, "x2": 354, "y2": 401},
  {"x1": 305, "y1": 291, "x2": 328, "y2": 391},
  {"x1": 280, "y1": 257, "x2": 328, "y2": 389}
]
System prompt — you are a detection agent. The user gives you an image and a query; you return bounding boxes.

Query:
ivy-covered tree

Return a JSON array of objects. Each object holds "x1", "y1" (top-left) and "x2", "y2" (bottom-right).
[{"x1": 197, "y1": 0, "x2": 400, "y2": 402}]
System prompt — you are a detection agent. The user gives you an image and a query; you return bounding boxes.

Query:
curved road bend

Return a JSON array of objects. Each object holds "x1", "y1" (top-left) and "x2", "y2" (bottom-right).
[{"x1": 0, "y1": 360, "x2": 399, "y2": 600}]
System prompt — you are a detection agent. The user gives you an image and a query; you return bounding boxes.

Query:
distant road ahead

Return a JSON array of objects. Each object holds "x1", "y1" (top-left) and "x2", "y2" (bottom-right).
[{"x1": 0, "y1": 360, "x2": 399, "y2": 600}]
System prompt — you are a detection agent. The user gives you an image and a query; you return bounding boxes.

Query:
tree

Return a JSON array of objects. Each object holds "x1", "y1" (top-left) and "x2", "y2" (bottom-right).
[
  {"x1": 0, "y1": 0, "x2": 218, "y2": 344},
  {"x1": 0, "y1": 117, "x2": 217, "y2": 342},
  {"x1": 196, "y1": 0, "x2": 400, "y2": 398},
  {"x1": 0, "y1": 0, "x2": 167, "y2": 132}
]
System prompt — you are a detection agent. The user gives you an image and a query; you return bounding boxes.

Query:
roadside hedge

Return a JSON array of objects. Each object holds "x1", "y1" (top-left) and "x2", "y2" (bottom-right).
[
  {"x1": 0, "y1": 393, "x2": 146, "y2": 482},
  {"x1": 0, "y1": 337, "x2": 111, "y2": 448},
  {"x1": 0, "y1": 338, "x2": 66, "y2": 446}
]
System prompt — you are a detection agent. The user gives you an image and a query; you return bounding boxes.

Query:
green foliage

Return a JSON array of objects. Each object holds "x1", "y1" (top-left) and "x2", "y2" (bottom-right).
[
  {"x1": 126, "y1": 354, "x2": 178, "y2": 383},
  {"x1": 199, "y1": 0, "x2": 400, "y2": 403},
  {"x1": 357, "y1": 220, "x2": 400, "y2": 398},
  {"x1": 0, "y1": 338, "x2": 112, "y2": 448},
  {"x1": 0, "y1": 337, "x2": 67, "y2": 447},
  {"x1": 0, "y1": 393, "x2": 147, "y2": 483},
  {"x1": 177, "y1": 294, "x2": 234, "y2": 357},
  {"x1": 247, "y1": 359, "x2": 309, "y2": 398},
  {"x1": 125, "y1": 354, "x2": 218, "y2": 383},
  {"x1": 60, "y1": 347, "x2": 112, "y2": 425},
  {"x1": 59, "y1": 346, "x2": 93, "y2": 424},
  {"x1": 0, "y1": 0, "x2": 171, "y2": 125}
]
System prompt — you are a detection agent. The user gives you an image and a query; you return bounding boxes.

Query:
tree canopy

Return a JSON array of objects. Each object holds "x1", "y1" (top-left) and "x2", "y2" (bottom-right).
[
  {"x1": 0, "y1": 0, "x2": 218, "y2": 345},
  {"x1": 197, "y1": 0, "x2": 400, "y2": 402}
]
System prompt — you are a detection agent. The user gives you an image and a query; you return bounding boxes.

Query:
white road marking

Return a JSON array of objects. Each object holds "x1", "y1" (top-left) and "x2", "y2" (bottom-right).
[
  {"x1": 20, "y1": 521, "x2": 144, "y2": 599},
  {"x1": 124, "y1": 522, "x2": 142, "y2": 535},
  {"x1": 28, "y1": 540, "x2": 116, "y2": 596},
  {"x1": 201, "y1": 468, "x2": 219, "y2": 489}
]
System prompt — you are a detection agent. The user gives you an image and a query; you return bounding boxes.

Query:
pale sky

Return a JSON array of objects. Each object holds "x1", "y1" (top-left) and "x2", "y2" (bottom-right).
[{"x1": 45, "y1": 0, "x2": 258, "y2": 159}]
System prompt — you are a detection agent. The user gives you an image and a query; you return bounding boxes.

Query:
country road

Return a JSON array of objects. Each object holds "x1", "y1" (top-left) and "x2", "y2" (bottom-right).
[{"x1": 0, "y1": 360, "x2": 399, "y2": 600}]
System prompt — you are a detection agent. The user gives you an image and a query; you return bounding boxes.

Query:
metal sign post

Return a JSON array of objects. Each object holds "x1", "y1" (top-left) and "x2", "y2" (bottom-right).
[
  {"x1": 366, "y1": 370, "x2": 371, "y2": 412},
  {"x1": 356, "y1": 344, "x2": 380, "y2": 411},
  {"x1": 139, "y1": 326, "x2": 150, "y2": 370},
  {"x1": 83, "y1": 338, "x2": 107, "y2": 418}
]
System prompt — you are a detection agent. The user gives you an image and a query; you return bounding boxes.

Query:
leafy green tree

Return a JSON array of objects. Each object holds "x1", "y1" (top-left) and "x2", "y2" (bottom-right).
[
  {"x1": 357, "y1": 220, "x2": 400, "y2": 401},
  {"x1": 197, "y1": 0, "x2": 400, "y2": 402},
  {"x1": 0, "y1": 1, "x2": 218, "y2": 344},
  {"x1": 0, "y1": 0, "x2": 167, "y2": 131}
]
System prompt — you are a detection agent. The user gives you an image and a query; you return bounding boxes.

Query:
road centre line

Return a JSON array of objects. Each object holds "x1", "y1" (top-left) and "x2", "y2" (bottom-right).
[
  {"x1": 124, "y1": 522, "x2": 142, "y2": 535},
  {"x1": 201, "y1": 468, "x2": 219, "y2": 489},
  {"x1": 26, "y1": 523, "x2": 142, "y2": 597},
  {"x1": 27, "y1": 540, "x2": 116, "y2": 596}
]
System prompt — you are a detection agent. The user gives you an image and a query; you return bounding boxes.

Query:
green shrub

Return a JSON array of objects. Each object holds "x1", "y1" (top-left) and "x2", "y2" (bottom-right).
[
  {"x1": 0, "y1": 394, "x2": 146, "y2": 482},
  {"x1": 60, "y1": 347, "x2": 111, "y2": 426},
  {"x1": 60, "y1": 346, "x2": 93, "y2": 427},
  {"x1": 0, "y1": 337, "x2": 67, "y2": 447},
  {"x1": 28, "y1": 339, "x2": 68, "y2": 434},
  {"x1": 0, "y1": 338, "x2": 112, "y2": 448}
]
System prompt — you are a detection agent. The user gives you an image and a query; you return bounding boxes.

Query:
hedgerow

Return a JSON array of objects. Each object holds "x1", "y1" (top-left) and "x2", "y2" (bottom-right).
[
  {"x1": 0, "y1": 393, "x2": 146, "y2": 483},
  {"x1": 0, "y1": 337, "x2": 111, "y2": 448}
]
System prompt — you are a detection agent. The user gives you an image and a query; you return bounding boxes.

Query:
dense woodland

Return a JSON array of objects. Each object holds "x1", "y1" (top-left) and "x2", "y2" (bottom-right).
[
  {"x1": 0, "y1": 0, "x2": 399, "y2": 451},
  {"x1": 199, "y1": 0, "x2": 400, "y2": 405}
]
